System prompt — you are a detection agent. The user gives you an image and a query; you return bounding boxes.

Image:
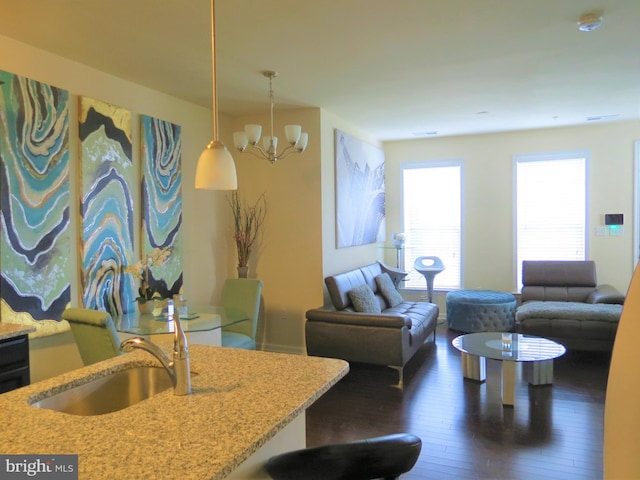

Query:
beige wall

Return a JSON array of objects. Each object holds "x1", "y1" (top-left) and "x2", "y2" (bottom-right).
[
  {"x1": 228, "y1": 107, "x2": 390, "y2": 353},
  {"x1": 0, "y1": 34, "x2": 327, "y2": 357},
  {"x1": 319, "y1": 110, "x2": 385, "y2": 302},
  {"x1": 229, "y1": 109, "x2": 323, "y2": 353},
  {"x1": 384, "y1": 121, "x2": 640, "y2": 295},
  {"x1": 0, "y1": 34, "x2": 230, "y2": 307},
  {"x1": 2, "y1": 34, "x2": 639, "y2": 362},
  {"x1": 0, "y1": 35, "x2": 237, "y2": 372}
]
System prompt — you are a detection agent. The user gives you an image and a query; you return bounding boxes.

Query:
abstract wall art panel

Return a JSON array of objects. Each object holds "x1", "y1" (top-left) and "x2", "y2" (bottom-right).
[
  {"x1": 335, "y1": 129, "x2": 386, "y2": 248},
  {"x1": 140, "y1": 115, "x2": 183, "y2": 298},
  {"x1": 0, "y1": 70, "x2": 71, "y2": 323},
  {"x1": 79, "y1": 96, "x2": 134, "y2": 315}
]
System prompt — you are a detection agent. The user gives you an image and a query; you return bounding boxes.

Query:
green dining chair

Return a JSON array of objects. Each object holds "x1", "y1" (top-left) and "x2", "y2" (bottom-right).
[
  {"x1": 221, "y1": 279, "x2": 263, "y2": 349},
  {"x1": 62, "y1": 307, "x2": 122, "y2": 365}
]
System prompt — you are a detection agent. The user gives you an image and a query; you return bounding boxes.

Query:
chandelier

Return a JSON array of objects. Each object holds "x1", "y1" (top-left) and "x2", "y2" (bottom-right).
[{"x1": 233, "y1": 71, "x2": 309, "y2": 164}]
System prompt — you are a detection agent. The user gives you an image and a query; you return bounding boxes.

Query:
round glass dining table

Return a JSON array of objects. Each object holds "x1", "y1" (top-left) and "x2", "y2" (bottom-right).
[{"x1": 112, "y1": 305, "x2": 248, "y2": 346}]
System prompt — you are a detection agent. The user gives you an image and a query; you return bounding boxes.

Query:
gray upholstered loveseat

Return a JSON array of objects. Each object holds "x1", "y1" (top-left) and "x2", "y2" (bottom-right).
[
  {"x1": 516, "y1": 260, "x2": 625, "y2": 352},
  {"x1": 305, "y1": 262, "x2": 439, "y2": 387}
]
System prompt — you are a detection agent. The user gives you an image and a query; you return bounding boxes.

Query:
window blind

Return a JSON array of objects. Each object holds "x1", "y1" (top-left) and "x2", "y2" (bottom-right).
[
  {"x1": 402, "y1": 162, "x2": 461, "y2": 289},
  {"x1": 515, "y1": 154, "x2": 587, "y2": 289}
]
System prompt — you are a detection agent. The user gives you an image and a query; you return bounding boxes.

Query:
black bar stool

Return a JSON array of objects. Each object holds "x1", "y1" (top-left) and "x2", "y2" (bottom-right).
[{"x1": 265, "y1": 433, "x2": 422, "y2": 480}]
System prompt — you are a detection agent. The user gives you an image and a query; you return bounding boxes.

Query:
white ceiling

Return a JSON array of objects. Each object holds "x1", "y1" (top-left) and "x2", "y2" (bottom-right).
[{"x1": 1, "y1": 0, "x2": 639, "y2": 141}]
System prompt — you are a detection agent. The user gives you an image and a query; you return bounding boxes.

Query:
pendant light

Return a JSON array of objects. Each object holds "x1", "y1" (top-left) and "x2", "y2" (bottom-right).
[{"x1": 195, "y1": 0, "x2": 237, "y2": 190}]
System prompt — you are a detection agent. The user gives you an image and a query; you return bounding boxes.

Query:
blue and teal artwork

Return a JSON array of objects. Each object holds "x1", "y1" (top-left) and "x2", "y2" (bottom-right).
[
  {"x1": 141, "y1": 115, "x2": 183, "y2": 297},
  {"x1": 79, "y1": 97, "x2": 135, "y2": 315},
  {"x1": 0, "y1": 70, "x2": 71, "y2": 322}
]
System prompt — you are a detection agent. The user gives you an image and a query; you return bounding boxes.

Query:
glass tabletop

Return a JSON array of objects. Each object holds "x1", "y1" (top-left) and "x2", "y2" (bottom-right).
[
  {"x1": 452, "y1": 332, "x2": 566, "y2": 362},
  {"x1": 113, "y1": 305, "x2": 248, "y2": 336}
]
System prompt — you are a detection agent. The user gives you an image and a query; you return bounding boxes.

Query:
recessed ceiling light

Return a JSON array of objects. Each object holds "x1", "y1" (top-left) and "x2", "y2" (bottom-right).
[
  {"x1": 586, "y1": 114, "x2": 619, "y2": 122},
  {"x1": 412, "y1": 131, "x2": 438, "y2": 137},
  {"x1": 476, "y1": 111, "x2": 489, "y2": 115},
  {"x1": 578, "y1": 13, "x2": 603, "y2": 32}
]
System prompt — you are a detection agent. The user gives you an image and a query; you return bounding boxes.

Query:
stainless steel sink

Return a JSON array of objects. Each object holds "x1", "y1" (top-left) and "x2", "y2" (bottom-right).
[{"x1": 31, "y1": 366, "x2": 173, "y2": 416}]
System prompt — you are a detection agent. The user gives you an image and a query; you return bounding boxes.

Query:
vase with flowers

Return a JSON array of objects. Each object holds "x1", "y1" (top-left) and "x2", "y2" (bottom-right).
[
  {"x1": 125, "y1": 247, "x2": 171, "y2": 313},
  {"x1": 228, "y1": 191, "x2": 267, "y2": 278}
]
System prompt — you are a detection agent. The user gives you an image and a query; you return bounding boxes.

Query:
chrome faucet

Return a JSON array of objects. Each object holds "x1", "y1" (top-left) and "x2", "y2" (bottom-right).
[{"x1": 120, "y1": 310, "x2": 191, "y2": 396}]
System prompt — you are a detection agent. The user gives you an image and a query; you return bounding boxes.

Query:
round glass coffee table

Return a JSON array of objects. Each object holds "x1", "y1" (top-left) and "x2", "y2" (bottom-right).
[{"x1": 452, "y1": 332, "x2": 566, "y2": 406}]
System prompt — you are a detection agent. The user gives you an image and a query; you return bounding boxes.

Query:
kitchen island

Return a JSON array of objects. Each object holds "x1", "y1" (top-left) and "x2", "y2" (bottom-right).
[
  {"x1": 0, "y1": 323, "x2": 36, "y2": 393},
  {"x1": 0, "y1": 344, "x2": 348, "y2": 479},
  {"x1": 0, "y1": 323, "x2": 36, "y2": 341}
]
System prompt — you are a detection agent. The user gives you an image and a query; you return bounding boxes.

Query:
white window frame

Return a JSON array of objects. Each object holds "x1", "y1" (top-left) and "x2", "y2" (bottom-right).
[
  {"x1": 400, "y1": 159, "x2": 463, "y2": 290},
  {"x1": 513, "y1": 150, "x2": 590, "y2": 290}
]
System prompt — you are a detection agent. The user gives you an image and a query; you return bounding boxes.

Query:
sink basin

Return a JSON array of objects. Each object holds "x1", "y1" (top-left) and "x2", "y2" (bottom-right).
[{"x1": 31, "y1": 366, "x2": 173, "y2": 416}]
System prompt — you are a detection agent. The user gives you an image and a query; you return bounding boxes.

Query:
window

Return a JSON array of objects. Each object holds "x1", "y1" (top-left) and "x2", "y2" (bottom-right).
[
  {"x1": 515, "y1": 151, "x2": 588, "y2": 289},
  {"x1": 402, "y1": 160, "x2": 462, "y2": 290}
]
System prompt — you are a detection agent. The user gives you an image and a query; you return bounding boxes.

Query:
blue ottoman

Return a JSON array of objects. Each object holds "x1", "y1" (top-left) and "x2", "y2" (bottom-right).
[{"x1": 446, "y1": 290, "x2": 517, "y2": 332}]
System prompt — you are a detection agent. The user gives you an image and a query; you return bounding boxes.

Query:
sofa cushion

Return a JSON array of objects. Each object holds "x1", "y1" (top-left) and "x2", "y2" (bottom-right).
[
  {"x1": 348, "y1": 284, "x2": 381, "y2": 314},
  {"x1": 516, "y1": 301, "x2": 622, "y2": 348},
  {"x1": 325, "y1": 262, "x2": 408, "y2": 311},
  {"x1": 521, "y1": 260, "x2": 598, "y2": 303},
  {"x1": 516, "y1": 301, "x2": 622, "y2": 323},
  {"x1": 385, "y1": 301, "x2": 438, "y2": 332},
  {"x1": 376, "y1": 273, "x2": 404, "y2": 308}
]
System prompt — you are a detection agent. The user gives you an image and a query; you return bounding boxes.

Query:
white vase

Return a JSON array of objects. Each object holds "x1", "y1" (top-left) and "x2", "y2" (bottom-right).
[
  {"x1": 137, "y1": 301, "x2": 153, "y2": 314},
  {"x1": 152, "y1": 298, "x2": 168, "y2": 317}
]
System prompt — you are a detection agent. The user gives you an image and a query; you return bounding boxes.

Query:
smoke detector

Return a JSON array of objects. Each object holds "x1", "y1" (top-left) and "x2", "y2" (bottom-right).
[{"x1": 578, "y1": 13, "x2": 603, "y2": 32}]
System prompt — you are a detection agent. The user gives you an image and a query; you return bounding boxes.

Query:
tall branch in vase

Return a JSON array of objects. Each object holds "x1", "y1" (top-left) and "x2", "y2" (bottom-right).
[{"x1": 228, "y1": 192, "x2": 267, "y2": 276}]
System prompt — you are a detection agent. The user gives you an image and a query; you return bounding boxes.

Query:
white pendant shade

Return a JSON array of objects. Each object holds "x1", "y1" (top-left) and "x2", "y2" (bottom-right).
[
  {"x1": 233, "y1": 132, "x2": 248, "y2": 151},
  {"x1": 284, "y1": 125, "x2": 302, "y2": 145},
  {"x1": 295, "y1": 132, "x2": 309, "y2": 151},
  {"x1": 195, "y1": 0, "x2": 237, "y2": 191},
  {"x1": 195, "y1": 141, "x2": 238, "y2": 190},
  {"x1": 245, "y1": 125, "x2": 262, "y2": 144}
]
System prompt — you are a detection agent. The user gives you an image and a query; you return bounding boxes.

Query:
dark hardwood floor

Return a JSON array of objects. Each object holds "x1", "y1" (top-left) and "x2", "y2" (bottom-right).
[{"x1": 306, "y1": 323, "x2": 609, "y2": 480}]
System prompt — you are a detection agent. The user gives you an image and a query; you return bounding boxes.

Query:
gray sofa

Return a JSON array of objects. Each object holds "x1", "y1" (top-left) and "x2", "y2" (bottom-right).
[
  {"x1": 516, "y1": 260, "x2": 625, "y2": 352},
  {"x1": 305, "y1": 262, "x2": 439, "y2": 387}
]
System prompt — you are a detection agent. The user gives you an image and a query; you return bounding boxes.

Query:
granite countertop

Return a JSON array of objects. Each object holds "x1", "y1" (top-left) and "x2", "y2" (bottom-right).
[
  {"x1": 0, "y1": 344, "x2": 348, "y2": 479},
  {"x1": 0, "y1": 323, "x2": 36, "y2": 340}
]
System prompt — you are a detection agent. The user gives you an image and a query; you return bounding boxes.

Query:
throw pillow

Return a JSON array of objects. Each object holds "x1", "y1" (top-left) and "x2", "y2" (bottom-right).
[
  {"x1": 376, "y1": 273, "x2": 404, "y2": 308},
  {"x1": 348, "y1": 284, "x2": 381, "y2": 314}
]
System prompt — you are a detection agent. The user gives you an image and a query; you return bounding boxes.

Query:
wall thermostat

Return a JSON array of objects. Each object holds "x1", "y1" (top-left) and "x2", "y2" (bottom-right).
[{"x1": 604, "y1": 214, "x2": 623, "y2": 226}]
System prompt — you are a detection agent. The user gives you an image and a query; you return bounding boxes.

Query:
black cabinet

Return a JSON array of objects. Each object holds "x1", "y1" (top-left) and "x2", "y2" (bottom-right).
[{"x1": 0, "y1": 334, "x2": 30, "y2": 394}]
